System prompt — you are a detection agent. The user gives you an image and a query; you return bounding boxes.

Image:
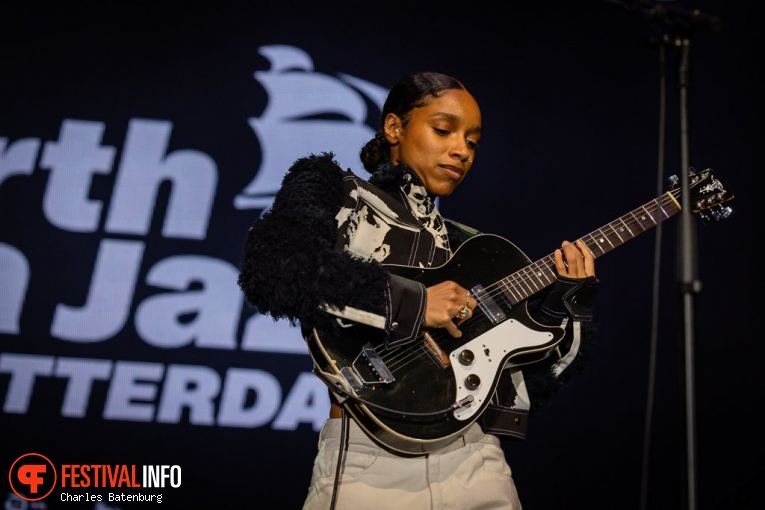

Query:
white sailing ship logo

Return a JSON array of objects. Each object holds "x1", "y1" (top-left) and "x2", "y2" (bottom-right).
[{"x1": 234, "y1": 45, "x2": 388, "y2": 211}]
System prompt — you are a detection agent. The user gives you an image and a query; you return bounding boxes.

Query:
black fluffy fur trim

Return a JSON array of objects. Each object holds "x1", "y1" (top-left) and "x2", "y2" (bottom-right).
[{"x1": 237, "y1": 153, "x2": 392, "y2": 335}]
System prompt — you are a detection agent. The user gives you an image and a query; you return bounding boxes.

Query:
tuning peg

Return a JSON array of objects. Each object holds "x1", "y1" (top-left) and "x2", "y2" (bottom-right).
[
  {"x1": 713, "y1": 206, "x2": 733, "y2": 220},
  {"x1": 699, "y1": 205, "x2": 734, "y2": 223}
]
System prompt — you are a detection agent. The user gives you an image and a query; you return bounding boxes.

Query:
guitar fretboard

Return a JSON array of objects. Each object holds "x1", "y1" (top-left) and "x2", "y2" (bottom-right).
[{"x1": 499, "y1": 190, "x2": 681, "y2": 305}]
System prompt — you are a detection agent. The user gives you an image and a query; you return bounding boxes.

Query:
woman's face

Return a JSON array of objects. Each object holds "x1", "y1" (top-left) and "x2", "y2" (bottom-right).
[{"x1": 386, "y1": 88, "x2": 481, "y2": 197}]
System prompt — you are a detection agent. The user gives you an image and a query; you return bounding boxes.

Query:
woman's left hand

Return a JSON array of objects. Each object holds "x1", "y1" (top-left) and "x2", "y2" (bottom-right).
[{"x1": 554, "y1": 240, "x2": 595, "y2": 279}]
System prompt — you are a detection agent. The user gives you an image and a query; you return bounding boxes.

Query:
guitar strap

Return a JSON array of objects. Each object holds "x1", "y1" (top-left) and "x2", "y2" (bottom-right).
[{"x1": 444, "y1": 218, "x2": 482, "y2": 240}]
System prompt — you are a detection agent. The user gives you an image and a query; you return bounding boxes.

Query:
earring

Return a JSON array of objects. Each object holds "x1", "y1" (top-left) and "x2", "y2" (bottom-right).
[{"x1": 467, "y1": 156, "x2": 473, "y2": 163}]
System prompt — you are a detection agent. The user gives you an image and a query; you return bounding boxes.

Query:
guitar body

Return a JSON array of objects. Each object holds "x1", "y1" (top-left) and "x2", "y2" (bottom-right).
[
  {"x1": 304, "y1": 167, "x2": 734, "y2": 455},
  {"x1": 305, "y1": 234, "x2": 565, "y2": 455}
]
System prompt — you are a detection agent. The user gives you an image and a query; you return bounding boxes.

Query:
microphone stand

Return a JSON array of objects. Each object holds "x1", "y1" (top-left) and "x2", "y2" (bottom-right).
[
  {"x1": 676, "y1": 34, "x2": 700, "y2": 510},
  {"x1": 607, "y1": 3, "x2": 721, "y2": 510}
]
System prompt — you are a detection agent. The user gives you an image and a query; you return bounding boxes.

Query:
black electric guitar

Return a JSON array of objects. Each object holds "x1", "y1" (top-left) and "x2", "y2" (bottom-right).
[{"x1": 305, "y1": 168, "x2": 733, "y2": 455}]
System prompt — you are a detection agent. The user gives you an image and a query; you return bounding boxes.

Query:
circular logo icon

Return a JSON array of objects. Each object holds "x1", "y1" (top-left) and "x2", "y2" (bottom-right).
[{"x1": 9, "y1": 453, "x2": 57, "y2": 501}]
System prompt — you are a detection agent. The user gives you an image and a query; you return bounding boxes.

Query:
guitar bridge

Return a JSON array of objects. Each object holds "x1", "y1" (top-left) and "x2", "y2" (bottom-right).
[
  {"x1": 339, "y1": 343, "x2": 395, "y2": 392},
  {"x1": 423, "y1": 331, "x2": 450, "y2": 368}
]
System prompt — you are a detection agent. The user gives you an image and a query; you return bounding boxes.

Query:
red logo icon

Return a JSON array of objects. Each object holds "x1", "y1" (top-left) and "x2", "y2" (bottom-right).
[{"x1": 9, "y1": 453, "x2": 57, "y2": 501}]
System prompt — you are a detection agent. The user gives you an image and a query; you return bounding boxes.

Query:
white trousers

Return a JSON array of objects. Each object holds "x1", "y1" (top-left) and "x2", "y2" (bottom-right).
[{"x1": 303, "y1": 418, "x2": 522, "y2": 509}]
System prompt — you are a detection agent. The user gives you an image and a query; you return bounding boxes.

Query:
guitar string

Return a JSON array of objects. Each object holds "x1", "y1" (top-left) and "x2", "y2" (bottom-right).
[
  {"x1": 369, "y1": 192, "x2": 682, "y2": 377},
  {"x1": 367, "y1": 174, "x2": 732, "y2": 387},
  {"x1": 491, "y1": 192, "x2": 679, "y2": 307},
  {"x1": 370, "y1": 191, "x2": 683, "y2": 376}
]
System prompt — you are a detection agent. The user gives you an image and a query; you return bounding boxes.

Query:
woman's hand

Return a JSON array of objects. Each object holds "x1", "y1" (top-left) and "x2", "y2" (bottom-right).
[
  {"x1": 424, "y1": 281, "x2": 474, "y2": 338},
  {"x1": 554, "y1": 240, "x2": 595, "y2": 279}
]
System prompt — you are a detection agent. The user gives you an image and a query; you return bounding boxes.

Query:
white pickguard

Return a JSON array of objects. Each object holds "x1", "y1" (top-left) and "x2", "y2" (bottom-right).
[{"x1": 450, "y1": 319, "x2": 555, "y2": 421}]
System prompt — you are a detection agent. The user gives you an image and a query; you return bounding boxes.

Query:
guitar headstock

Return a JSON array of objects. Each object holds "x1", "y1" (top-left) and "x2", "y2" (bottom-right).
[{"x1": 669, "y1": 168, "x2": 734, "y2": 223}]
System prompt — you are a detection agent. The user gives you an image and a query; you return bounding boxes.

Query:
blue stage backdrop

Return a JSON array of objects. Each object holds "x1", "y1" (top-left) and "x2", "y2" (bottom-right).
[{"x1": 1, "y1": 2, "x2": 759, "y2": 509}]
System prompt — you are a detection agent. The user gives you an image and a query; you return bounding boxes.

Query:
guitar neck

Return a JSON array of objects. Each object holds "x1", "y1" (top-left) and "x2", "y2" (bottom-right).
[{"x1": 501, "y1": 190, "x2": 681, "y2": 305}]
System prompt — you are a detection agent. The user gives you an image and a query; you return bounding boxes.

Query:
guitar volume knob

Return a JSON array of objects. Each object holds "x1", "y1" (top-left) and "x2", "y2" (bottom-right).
[
  {"x1": 458, "y1": 349, "x2": 475, "y2": 366},
  {"x1": 464, "y1": 373, "x2": 481, "y2": 390}
]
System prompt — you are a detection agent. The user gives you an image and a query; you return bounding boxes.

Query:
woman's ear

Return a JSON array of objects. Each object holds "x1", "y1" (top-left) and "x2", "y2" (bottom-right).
[{"x1": 383, "y1": 114, "x2": 402, "y2": 144}]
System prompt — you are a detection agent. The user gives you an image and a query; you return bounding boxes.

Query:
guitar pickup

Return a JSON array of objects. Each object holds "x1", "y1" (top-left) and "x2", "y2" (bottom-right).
[{"x1": 472, "y1": 284, "x2": 506, "y2": 324}]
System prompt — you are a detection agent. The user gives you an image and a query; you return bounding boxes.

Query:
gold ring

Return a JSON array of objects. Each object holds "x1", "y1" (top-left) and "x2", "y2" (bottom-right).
[
  {"x1": 465, "y1": 292, "x2": 470, "y2": 308},
  {"x1": 457, "y1": 305, "x2": 469, "y2": 319}
]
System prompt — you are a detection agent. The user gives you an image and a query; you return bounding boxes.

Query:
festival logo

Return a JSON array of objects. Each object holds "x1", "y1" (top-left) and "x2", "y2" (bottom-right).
[
  {"x1": 0, "y1": 45, "x2": 387, "y2": 433},
  {"x1": 235, "y1": 44, "x2": 386, "y2": 211},
  {"x1": 8, "y1": 452, "x2": 177, "y2": 504},
  {"x1": 8, "y1": 453, "x2": 57, "y2": 502}
]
